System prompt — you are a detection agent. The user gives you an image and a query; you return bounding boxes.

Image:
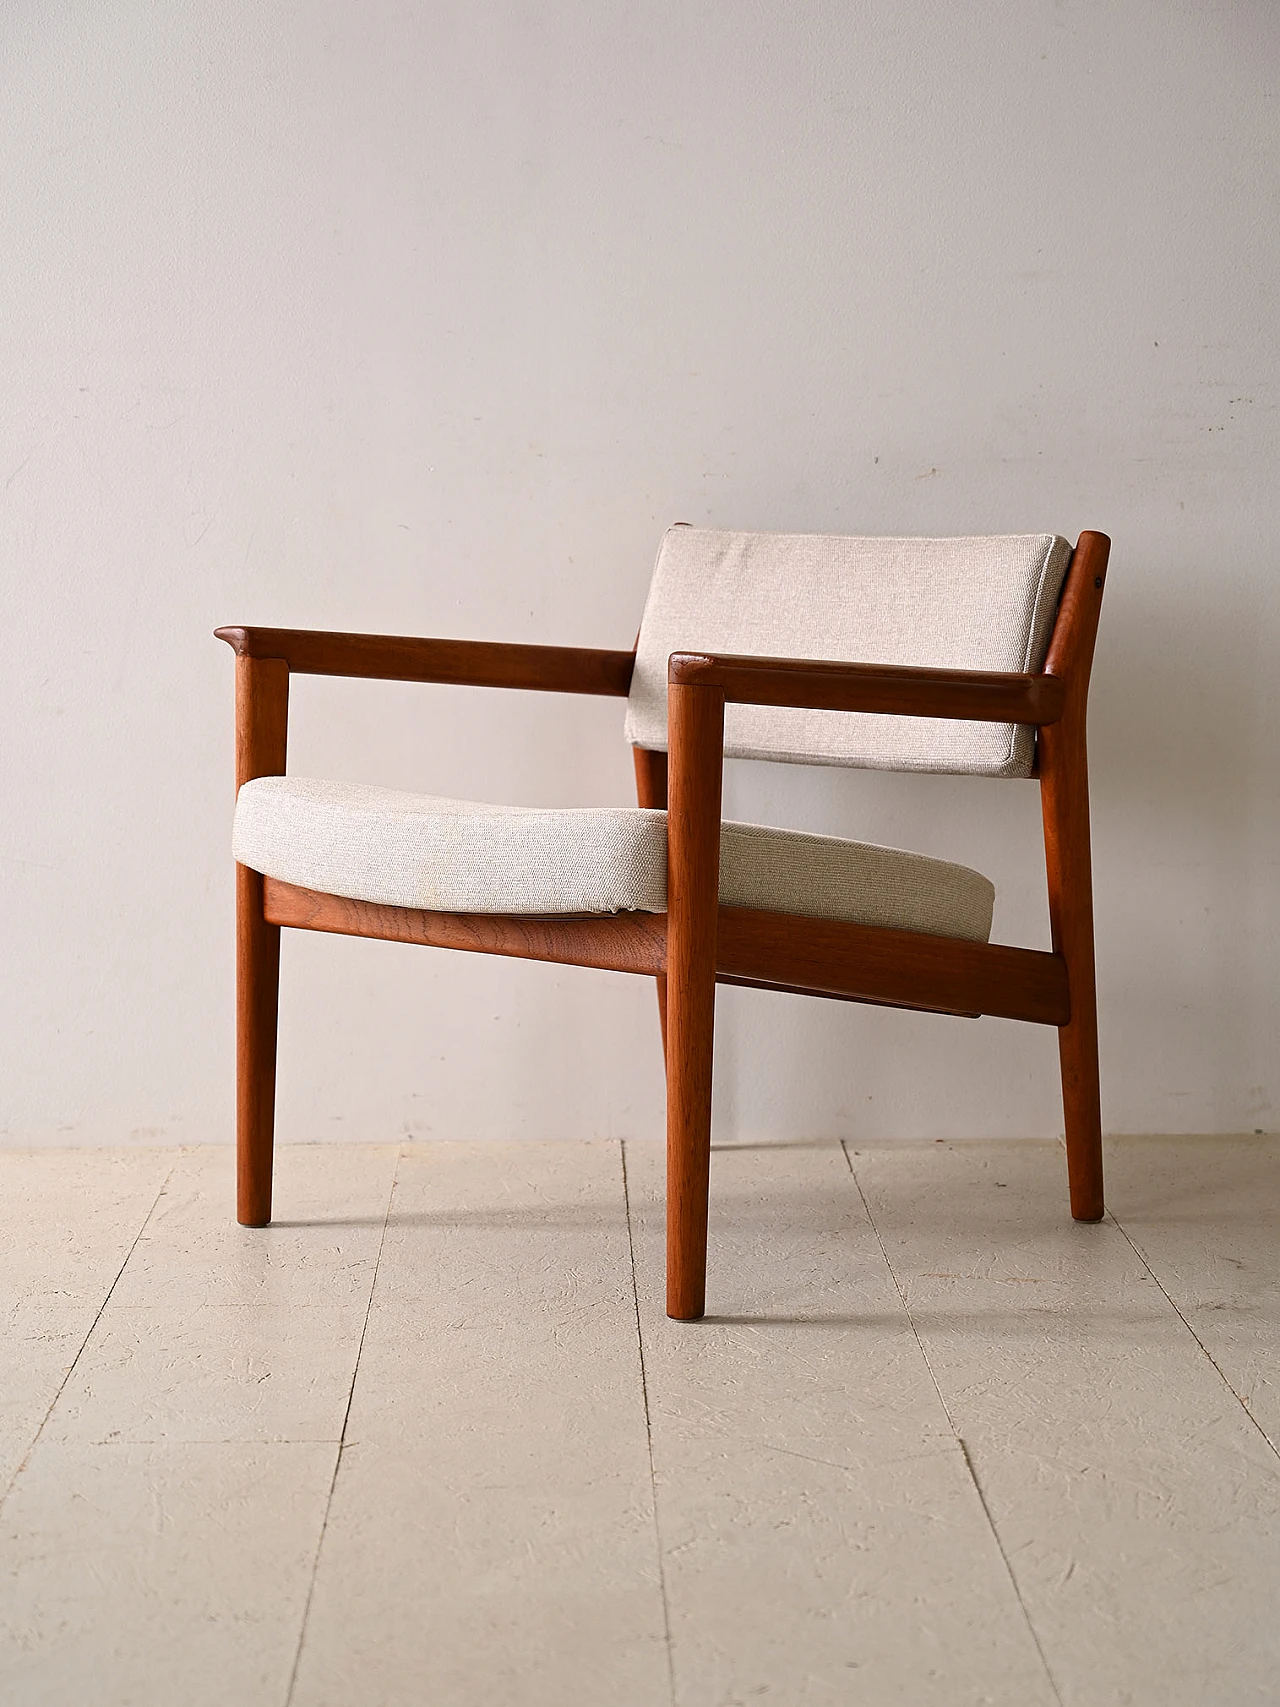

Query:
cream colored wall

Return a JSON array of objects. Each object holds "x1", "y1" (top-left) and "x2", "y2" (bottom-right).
[{"x1": 2, "y1": 2, "x2": 1276, "y2": 1145}]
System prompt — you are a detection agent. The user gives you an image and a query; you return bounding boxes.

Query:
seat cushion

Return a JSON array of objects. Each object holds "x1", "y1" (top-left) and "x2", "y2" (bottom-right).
[
  {"x1": 625, "y1": 528, "x2": 1072, "y2": 778},
  {"x1": 234, "y1": 776, "x2": 995, "y2": 942}
]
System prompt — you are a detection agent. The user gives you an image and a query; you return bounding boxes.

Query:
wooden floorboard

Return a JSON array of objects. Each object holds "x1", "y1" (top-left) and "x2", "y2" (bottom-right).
[
  {"x1": 43, "y1": 1144, "x2": 400, "y2": 1447},
  {"x1": 289, "y1": 1141, "x2": 670, "y2": 1707},
  {"x1": 0, "y1": 1148, "x2": 175, "y2": 1497},
  {"x1": 0, "y1": 1137, "x2": 1277, "y2": 1706},
  {"x1": 625, "y1": 1137, "x2": 1056, "y2": 1706},
  {"x1": 1105, "y1": 1134, "x2": 1280, "y2": 1456},
  {"x1": 0, "y1": 1439, "x2": 336, "y2": 1707},
  {"x1": 848, "y1": 1136, "x2": 1280, "y2": 1707},
  {"x1": 0, "y1": 1144, "x2": 400, "y2": 1707}
]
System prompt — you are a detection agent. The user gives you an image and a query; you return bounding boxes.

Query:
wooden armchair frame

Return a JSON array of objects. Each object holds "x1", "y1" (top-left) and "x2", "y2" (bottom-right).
[{"x1": 217, "y1": 530, "x2": 1109, "y2": 1320}]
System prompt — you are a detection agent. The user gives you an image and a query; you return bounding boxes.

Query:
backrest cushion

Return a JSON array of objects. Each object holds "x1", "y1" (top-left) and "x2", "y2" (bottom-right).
[{"x1": 624, "y1": 528, "x2": 1072, "y2": 778}]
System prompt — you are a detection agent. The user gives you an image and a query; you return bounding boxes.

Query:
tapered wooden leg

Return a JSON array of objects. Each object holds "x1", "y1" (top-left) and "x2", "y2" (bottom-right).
[
  {"x1": 1058, "y1": 998, "x2": 1103, "y2": 1219},
  {"x1": 654, "y1": 977, "x2": 668, "y2": 1064},
  {"x1": 232, "y1": 654, "x2": 289, "y2": 1227},
  {"x1": 633, "y1": 746, "x2": 670, "y2": 1066},
  {"x1": 237, "y1": 863, "x2": 281, "y2": 1226},
  {"x1": 665, "y1": 685, "x2": 724, "y2": 1319},
  {"x1": 1039, "y1": 533, "x2": 1108, "y2": 1222},
  {"x1": 1042, "y1": 736, "x2": 1104, "y2": 1220}
]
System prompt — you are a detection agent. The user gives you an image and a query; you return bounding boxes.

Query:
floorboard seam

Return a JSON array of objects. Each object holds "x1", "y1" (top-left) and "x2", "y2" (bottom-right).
[
  {"x1": 841, "y1": 1145, "x2": 957, "y2": 1438},
  {"x1": 620, "y1": 1139, "x2": 677, "y2": 1707},
  {"x1": 954, "y1": 1437, "x2": 1064, "y2": 1707},
  {"x1": 841, "y1": 1142, "x2": 1065, "y2": 1707},
  {"x1": 284, "y1": 1148, "x2": 399, "y2": 1707},
  {"x1": 0, "y1": 1154, "x2": 178, "y2": 1517},
  {"x1": 1108, "y1": 1210, "x2": 1280, "y2": 1465}
]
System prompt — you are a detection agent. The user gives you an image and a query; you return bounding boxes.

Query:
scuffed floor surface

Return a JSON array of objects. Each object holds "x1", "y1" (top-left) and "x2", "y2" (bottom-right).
[{"x1": 1, "y1": 1137, "x2": 1278, "y2": 1706}]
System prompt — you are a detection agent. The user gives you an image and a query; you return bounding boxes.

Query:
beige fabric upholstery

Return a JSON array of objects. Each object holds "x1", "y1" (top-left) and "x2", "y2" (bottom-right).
[
  {"x1": 234, "y1": 775, "x2": 995, "y2": 942},
  {"x1": 625, "y1": 528, "x2": 1072, "y2": 779}
]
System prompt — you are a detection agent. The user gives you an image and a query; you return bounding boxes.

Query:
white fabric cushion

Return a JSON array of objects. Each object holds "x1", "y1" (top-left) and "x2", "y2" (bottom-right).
[
  {"x1": 234, "y1": 775, "x2": 995, "y2": 942},
  {"x1": 625, "y1": 528, "x2": 1071, "y2": 778}
]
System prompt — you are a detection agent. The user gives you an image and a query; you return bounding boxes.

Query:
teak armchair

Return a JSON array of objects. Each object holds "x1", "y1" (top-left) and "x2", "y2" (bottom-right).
[{"x1": 217, "y1": 526, "x2": 1109, "y2": 1319}]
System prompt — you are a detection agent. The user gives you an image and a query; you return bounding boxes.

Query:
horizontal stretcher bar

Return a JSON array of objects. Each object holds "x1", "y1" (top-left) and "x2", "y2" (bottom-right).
[{"x1": 262, "y1": 879, "x2": 1071, "y2": 1028}]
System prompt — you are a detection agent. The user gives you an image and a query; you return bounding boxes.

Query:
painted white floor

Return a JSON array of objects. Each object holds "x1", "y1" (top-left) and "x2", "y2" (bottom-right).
[{"x1": 1, "y1": 1136, "x2": 1277, "y2": 1706}]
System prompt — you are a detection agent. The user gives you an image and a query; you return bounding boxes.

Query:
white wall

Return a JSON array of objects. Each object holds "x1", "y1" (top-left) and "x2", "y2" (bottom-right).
[{"x1": 2, "y1": 1, "x2": 1277, "y2": 1147}]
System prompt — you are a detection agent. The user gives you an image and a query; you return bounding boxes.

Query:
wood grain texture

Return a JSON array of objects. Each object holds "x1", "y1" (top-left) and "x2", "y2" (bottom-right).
[
  {"x1": 215, "y1": 626, "x2": 635, "y2": 696},
  {"x1": 631, "y1": 746, "x2": 670, "y2": 1062},
  {"x1": 714, "y1": 973, "x2": 981, "y2": 1019},
  {"x1": 263, "y1": 880, "x2": 1067, "y2": 1026},
  {"x1": 668, "y1": 651, "x2": 1065, "y2": 724},
  {"x1": 233, "y1": 653, "x2": 289, "y2": 793},
  {"x1": 717, "y1": 908, "x2": 1070, "y2": 1027},
  {"x1": 1039, "y1": 530, "x2": 1110, "y2": 1219},
  {"x1": 234, "y1": 655, "x2": 289, "y2": 1229},
  {"x1": 664, "y1": 683, "x2": 725, "y2": 1321},
  {"x1": 263, "y1": 878, "x2": 667, "y2": 975}
]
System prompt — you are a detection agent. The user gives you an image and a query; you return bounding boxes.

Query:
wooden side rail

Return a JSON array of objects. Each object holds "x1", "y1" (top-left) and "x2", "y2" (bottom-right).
[
  {"x1": 667, "y1": 652, "x2": 1065, "y2": 725},
  {"x1": 215, "y1": 627, "x2": 636, "y2": 696},
  {"x1": 262, "y1": 878, "x2": 1069, "y2": 1028},
  {"x1": 263, "y1": 879, "x2": 667, "y2": 974},
  {"x1": 716, "y1": 907, "x2": 1070, "y2": 1027}
]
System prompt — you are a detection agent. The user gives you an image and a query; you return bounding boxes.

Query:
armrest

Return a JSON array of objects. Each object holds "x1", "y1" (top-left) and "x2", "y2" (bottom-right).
[
  {"x1": 215, "y1": 626, "x2": 635, "y2": 697},
  {"x1": 667, "y1": 652, "x2": 1064, "y2": 726}
]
